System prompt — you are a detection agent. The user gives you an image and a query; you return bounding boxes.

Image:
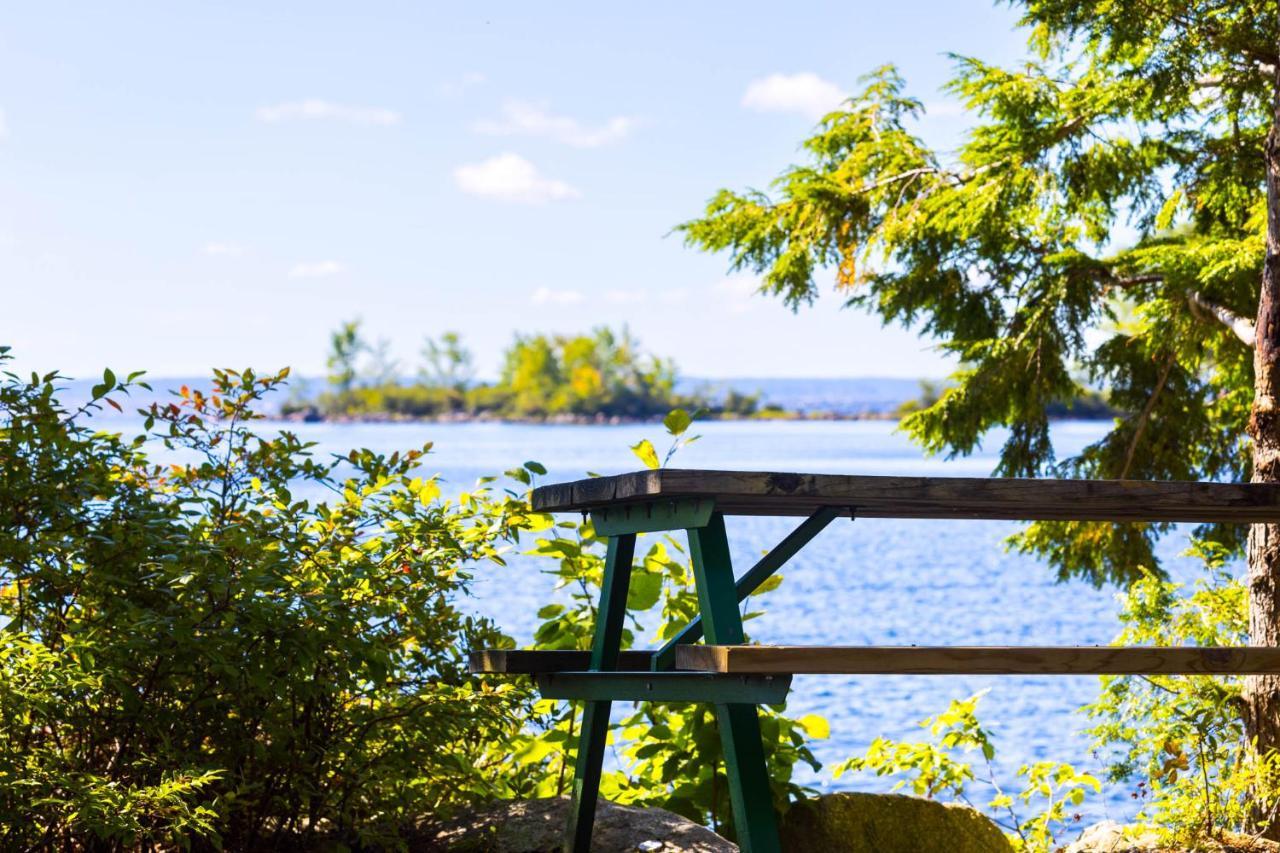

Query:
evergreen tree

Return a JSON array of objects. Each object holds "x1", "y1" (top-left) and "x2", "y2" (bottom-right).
[{"x1": 680, "y1": 0, "x2": 1280, "y2": 783}]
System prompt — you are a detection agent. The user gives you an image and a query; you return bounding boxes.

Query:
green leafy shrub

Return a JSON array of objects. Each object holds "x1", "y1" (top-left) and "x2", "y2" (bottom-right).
[
  {"x1": 1087, "y1": 546, "x2": 1280, "y2": 844},
  {"x1": 833, "y1": 691, "x2": 1100, "y2": 852},
  {"x1": 0, "y1": 350, "x2": 533, "y2": 848}
]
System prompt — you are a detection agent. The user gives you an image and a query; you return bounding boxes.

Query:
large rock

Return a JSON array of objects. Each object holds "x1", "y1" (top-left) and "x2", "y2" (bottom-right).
[
  {"x1": 1062, "y1": 821, "x2": 1161, "y2": 852},
  {"x1": 423, "y1": 797, "x2": 736, "y2": 852},
  {"x1": 1063, "y1": 820, "x2": 1280, "y2": 853},
  {"x1": 778, "y1": 792, "x2": 1013, "y2": 853}
]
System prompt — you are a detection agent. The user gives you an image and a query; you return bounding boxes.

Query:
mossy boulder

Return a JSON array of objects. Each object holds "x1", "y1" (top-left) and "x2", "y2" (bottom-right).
[
  {"x1": 778, "y1": 792, "x2": 1012, "y2": 853},
  {"x1": 422, "y1": 797, "x2": 736, "y2": 852}
]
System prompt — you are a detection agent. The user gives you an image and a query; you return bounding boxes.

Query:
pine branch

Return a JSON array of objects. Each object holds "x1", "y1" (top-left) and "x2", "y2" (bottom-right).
[
  {"x1": 1120, "y1": 351, "x2": 1177, "y2": 480},
  {"x1": 1106, "y1": 272, "x2": 1255, "y2": 347},
  {"x1": 1186, "y1": 289, "x2": 1256, "y2": 347}
]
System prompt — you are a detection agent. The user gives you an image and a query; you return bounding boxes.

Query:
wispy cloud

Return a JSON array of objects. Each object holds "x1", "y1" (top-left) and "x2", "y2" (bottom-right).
[
  {"x1": 474, "y1": 101, "x2": 637, "y2": 148},
  {"x1": 256, "y1": 99, "x2": 401, "y2": 126},
  {"x1": 453, "y1": 153, "x2": 581, "y2": 203},
  {"x1": 606, "y1": 289, "x2": 646, "y2": 304},
  {"x1": 742, "y1": 73, "x2": 846, "y2": 120},
  {"x1": 202, "y1": 242, "x2": 245, "y2": 257},
  {"x1": 438, "y1": 71, "x2": 486, "y2": 98},
  {"x1": 0, "y1": 108, "x2": 8, "y2": 140},
  {"x1": 532, "y1": 286, "x2": 583, "y2": 305},
  {"x1": 288, "y1": 260, "x2": 344, "y2": 279}
]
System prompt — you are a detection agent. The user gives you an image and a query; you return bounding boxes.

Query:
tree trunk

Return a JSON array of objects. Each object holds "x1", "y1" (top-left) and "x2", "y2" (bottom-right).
[{"x1": 1244, "y1": 43, "x2": 1280, "y2": 837}]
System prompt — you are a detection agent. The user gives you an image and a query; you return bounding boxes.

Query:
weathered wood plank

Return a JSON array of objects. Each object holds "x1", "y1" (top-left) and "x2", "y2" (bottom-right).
[
  {"x1": 468, "y1": 649, "x2": 657, "y2": 674},
  {"x1": 530, "y1": 469, "x2": 1280, "y2": 523},
  {"x1": 675, "y1": 645, "x2": 1280, "y2": 675}
]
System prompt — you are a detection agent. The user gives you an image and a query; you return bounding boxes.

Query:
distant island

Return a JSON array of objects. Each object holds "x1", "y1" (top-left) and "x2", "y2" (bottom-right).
[
  {"x1": 48, "y1": 321, "x2": 1120, "y2": 424},
  {"x1": 264, "y1": 321, "x2": 1118, "y2": 425}
]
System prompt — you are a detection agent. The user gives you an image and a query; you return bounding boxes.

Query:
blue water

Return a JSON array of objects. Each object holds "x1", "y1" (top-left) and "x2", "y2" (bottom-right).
[{"x1": 257, "y1": 419, "x2": 1212, "y2": 823}]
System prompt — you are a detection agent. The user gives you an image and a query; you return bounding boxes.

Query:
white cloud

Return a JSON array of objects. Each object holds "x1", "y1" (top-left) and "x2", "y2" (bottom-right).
[
  {"x1": 474, "y1": 101, "x2": 637, "y2": 148},
  {"x1": 532, "y1": 286, "x2": 583, "y2": 305},
  {"x1": 453, "y1": 153, "x2": 581, "y2": 203},
  {"x1": 256, "y1": 99, "x2": 401, "y2": 126},
  {"x1": 0, "y1": 108, "x2": 8, "y2": 140},
  {"x1": 438, "y1": 71, "x2": 486, "y2": 98},
  {"x1": 742, "y1": 73, "x2": 846, "y2": 119},
  {"x1": 288, "y1": 260, "x2": 344, "y2": 278},
  {"x1": 202, "y1": 242, "x2": 245, "y2": 257}
]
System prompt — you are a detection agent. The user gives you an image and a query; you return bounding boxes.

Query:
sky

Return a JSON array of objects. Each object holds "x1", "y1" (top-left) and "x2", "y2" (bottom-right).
[{"x1": 0, "y1": 2, "x2": 1032, "y2": 381}]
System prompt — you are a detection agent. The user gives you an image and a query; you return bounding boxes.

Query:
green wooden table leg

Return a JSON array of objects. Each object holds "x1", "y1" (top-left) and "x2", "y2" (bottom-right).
[
  {"x1": 688, "y1": 513, "x2": 782, "y2": 853},
  {"x1": 565, "y1": 532, "x2": 636, "y2": 853}
]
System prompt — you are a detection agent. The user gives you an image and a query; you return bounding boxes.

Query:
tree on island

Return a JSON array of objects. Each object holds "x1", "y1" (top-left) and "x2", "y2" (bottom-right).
[
  {"x1": 298, "y1": 321, "x2": 757, "y2": 420},
  {"x1": 681, "y1": 0, "x2": 1280, "y2": 806}
]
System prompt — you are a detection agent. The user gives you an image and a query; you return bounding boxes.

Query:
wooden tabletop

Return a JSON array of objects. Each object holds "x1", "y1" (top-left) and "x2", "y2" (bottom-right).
[{"x1": 530, "y1": 469, "x2": 1280, "y2": 523}]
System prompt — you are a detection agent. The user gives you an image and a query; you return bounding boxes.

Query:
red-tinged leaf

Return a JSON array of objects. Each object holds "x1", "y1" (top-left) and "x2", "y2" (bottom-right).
[{"x1": 106, "y1": 398, "x2": 122, "y2": 412}]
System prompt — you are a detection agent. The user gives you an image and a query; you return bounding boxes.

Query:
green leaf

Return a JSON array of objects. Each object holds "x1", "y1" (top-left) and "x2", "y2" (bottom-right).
[
  {"x1": 630, "y1": 439, "x2": 660, "y2": 469},
  {"x1": 1154, "y1": 188, "x2": 1184, "y2": 231},
  {"x1": 626, "y1": 571, "x2": 663, "y2": 611},
  {"x1": 663, "y1": 408, "x2": 693, "y2": 437},
  {"x1": 755, "y1": 574, "x2": 784, "y2": 594},
  {"x1": 797, "y1": 714, "x2": 830, "y2": 740}
]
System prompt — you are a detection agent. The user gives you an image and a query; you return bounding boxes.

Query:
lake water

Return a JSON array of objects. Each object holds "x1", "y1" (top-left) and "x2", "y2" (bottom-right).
[{"x1": 274, "y1": 418, "x2": 1211, "y2": 823}]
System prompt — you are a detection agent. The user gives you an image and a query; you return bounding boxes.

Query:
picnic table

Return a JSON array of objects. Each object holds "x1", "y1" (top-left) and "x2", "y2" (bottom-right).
[{"x1": 470, "y1": 469, "x2": 1280, "y2": 852}]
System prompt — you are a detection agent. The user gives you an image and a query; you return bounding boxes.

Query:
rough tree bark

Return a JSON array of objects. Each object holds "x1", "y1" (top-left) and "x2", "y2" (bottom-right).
[{"x1": 1245, "y1": 36, "x2": 1280, "y2": 836}]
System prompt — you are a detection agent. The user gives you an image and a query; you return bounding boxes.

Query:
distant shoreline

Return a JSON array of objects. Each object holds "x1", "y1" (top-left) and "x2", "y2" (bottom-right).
[
  {"x1": 268, "y1": 409, "x2": 1116, "y2": 426},
  {"x1": 270, "y1": 409, "x2": 903, "y2": 426}
]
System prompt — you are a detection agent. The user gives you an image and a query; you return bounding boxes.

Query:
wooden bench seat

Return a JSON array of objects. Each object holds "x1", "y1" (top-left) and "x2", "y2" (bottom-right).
[
  {"x1": 469, "y1": 649, "x2": 658, "y2": 673},
  {"x1": 536, "y1": 671, "x2": 791, "y2": 704},
  {"x1": 471, "y1": 645, "x2": 1280, "y2": 678},
  {"x1": 676, "y1": 644, "x2": 1280, "y2": 675},
  {"x1": 532, "y1": 469, "x2": 1280, "y2": 522}
]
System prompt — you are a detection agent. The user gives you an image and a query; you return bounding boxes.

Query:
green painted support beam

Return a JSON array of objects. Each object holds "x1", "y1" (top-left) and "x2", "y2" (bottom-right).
[
  {"x1": 689, "y1": 513, "x2": 783, "y2": 853},
  {"x1": 565, "y1": 533, "x2": 636, "y2": 853},
  {"x1": 537, "y1": 672, "x2": 792, "y2": 704},
  {"x1": 651, "y1": 506, "x2": 841, "y2": 671},
  {"x1": 590, "y1": 497, "x2": 715, "y2": 536}
]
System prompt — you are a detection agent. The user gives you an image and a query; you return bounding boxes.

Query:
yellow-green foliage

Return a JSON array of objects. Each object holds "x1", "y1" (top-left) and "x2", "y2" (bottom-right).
[
  {"x1": 833, "y1": 692, "x2": 1100, "y2": 852},
  {"x1": 1087, "y1": 546, "x2": 1280, "y2": 843},
  {"x1": 290, "y1": 322, "x2": 757, "y2": 420},
  {"x1": 679, "y1": 3, "x2": 1267, "y2": 585},
  {"x1": 0, "y1": 350, "x2": 536, "y2": 848},
  {"x1": 499, "y1": 326, "x2": 681, "y2": 417}
]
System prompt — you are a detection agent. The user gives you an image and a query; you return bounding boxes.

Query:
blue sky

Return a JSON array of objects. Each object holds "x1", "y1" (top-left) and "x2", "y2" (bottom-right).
[{"x1": 0, "y1": 2, "x2": 1031, "y2": 380}]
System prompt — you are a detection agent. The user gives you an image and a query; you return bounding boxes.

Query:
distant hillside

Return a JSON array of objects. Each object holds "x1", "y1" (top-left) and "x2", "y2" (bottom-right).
[{"x1": 679, "y1": 377, "x2": 929, "y2": 416}]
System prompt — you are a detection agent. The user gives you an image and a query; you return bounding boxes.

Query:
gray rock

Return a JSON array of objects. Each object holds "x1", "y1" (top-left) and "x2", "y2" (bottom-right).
[
  {"x1": 425, "y1": 797, "x2": 737, "y2": 852},
  {"x1": 778, "y1": 792, "x2": 1013, "y2": 853},
  {"x1": 1061, "y1": 821, "x2": 1280, "y2": 853},
  {"x1": 1062, "y1": 821, "x2": 1161, "y2": 852}
]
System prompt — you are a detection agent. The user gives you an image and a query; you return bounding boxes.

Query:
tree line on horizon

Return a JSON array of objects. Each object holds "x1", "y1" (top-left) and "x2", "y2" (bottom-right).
[{"x1": 281, "y1": 320, "x2": 763, "y2": 420}]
